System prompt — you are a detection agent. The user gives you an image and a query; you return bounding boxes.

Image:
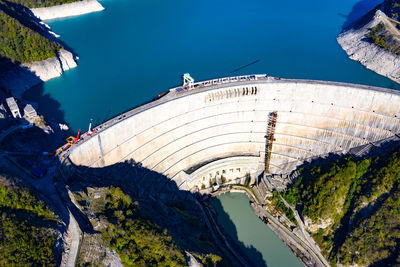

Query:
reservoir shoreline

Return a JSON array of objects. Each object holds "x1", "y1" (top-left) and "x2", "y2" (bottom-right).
[
  {"x1": 0, "y1": 49, "x2": 77, "y2": 98},
  {"x1": 0, "y1": 0, "x2": 104, "y2": 97},
  {"x1": 337, "y1": 7, "x2": 400, "y2": 84}
]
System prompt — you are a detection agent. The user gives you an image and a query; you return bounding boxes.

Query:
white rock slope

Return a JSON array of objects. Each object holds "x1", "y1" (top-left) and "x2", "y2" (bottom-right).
[
  {"x1": 0, "y1": 49, "x2": 77, "y2": 98},
  {"x1": 337, "y1": 10, "x2": 400, "y2": 84},
  {"x1": 31, "y1": 0, "x2": 104, "y2": 21}
]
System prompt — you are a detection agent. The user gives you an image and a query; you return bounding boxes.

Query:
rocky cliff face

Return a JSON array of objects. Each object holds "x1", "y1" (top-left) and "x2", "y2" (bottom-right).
[
  {"x1": 338, "y1": 9, "x2": 400, "y2": 84},
  {"x1": 0, "y1": 49, "x2": 77, "y2": 98},
  {"x1": 337, "y1": 5, "x2": 400, "y2": 84},
  {"x1": 31, "y1": 0, "x2": 104, "y2": 21}
]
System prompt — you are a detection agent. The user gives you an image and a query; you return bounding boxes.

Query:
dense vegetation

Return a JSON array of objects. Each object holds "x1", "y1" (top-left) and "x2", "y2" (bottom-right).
[
  {"x1": 0, "y1": 9, "x2": 60, "y2": 63},
  {"x1": 7, "y1": 0, "x2": 78, "y2": 8},
  {"x1": 0, "y1": 0, "x2": 69, "y2": 65},
  {"x1": 0, "y1": 182, "x2": 58, "y2": 265},
  {"x1": 282, "y1": 145, "x2": 400, "y2": 266},
  {"x1": 100, "y1": 186, "x2": 187, "y2": 266},
  {"x1": 74, "y1": 185, "x2": 223, "y2": 266},
  {"x1": 267, "y1": 190, "x2": 297, "y2": 225},
  {"x1": 366, "y1": 0, "x2": 400, "y2": 55},
  {"x1": 367, "y1": 23, "x2": 400, "y2": 55}
]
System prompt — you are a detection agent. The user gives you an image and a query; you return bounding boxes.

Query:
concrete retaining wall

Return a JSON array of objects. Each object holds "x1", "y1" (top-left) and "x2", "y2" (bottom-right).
[{"x1": 67, "y1": 77, "x2": 400, "y2": 190}]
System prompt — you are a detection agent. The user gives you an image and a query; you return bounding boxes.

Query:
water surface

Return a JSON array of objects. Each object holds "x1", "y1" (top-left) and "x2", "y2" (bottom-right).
[
  {"x1": 210, "y1": 192, "x2": 303, "y2": 267},
  {"x1": 25, "y1": 0, "x2": 396, "y2": 131}
]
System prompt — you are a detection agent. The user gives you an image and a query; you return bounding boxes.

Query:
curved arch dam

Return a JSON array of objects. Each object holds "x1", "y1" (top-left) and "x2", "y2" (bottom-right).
[{"x1": 64, "y1": 75, "x2": 400, "y2": 191}]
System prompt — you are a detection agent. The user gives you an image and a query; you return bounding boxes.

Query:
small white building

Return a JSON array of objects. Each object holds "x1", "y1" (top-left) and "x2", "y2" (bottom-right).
[
  {"x1": 6, "y1": 97, "x2": 21, "y2": 119},
  {"x1": 0, "y1": 104, "x2": 7, "y2": 119},
  {"x1": 23, "y1": 104, "x2": 37, "y2": 119}
]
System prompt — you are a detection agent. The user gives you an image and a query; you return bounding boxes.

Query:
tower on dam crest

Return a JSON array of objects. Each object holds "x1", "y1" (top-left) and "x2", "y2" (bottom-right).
[{"x1": 64, "y1": 75, "x2": 400, "y2": 191}]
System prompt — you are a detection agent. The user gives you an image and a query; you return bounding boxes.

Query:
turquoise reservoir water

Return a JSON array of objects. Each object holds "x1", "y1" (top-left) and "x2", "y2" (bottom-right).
[
  {"x1": 210, "y1": 192, "x2": 303, "y2": 266},
  {"x1": 25, "y1": 0, "x2": 394, "y2": 132},
  {"x1": 23, "y1": 0, "x2": 393, "y2": 265}
]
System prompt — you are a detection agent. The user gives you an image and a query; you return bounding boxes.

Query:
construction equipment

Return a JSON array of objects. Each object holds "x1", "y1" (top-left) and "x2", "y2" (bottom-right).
[
  {"x1": 65, "y1": 129, "x2": 80, "y2": 145},
  {"x1": 55, "y1": 147, "x2": 63, "y2": 156},
  {"x1": 87, "y1": 120, "x2": 97, "y2": 136},
  {"x1": 87, "y1": 119, "x2": 93, "y2": 135},
  {"x1": 55, "y1": 129, "x2": 81, "y2": 156},
  {"x1": 75, "y1": 129, "x2": 81, "y2": 141},
  {"x1": 66, "y1": 136, "x2": 76, "y2": 143}
]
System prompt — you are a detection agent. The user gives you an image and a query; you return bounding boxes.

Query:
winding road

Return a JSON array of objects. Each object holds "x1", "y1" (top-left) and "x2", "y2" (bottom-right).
[{"x1": 64, "y1": 212, "x2": 80, "y2": 267}]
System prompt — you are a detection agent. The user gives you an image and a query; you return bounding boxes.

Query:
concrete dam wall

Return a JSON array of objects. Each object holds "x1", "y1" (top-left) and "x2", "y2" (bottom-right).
[{"x1": 66, "y1": 75, "x2": 400, "y2": 190}]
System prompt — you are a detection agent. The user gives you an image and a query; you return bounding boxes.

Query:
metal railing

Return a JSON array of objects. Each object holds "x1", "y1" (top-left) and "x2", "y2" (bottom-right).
[{"x1": 170, "y1": 74, "x2": 269, "y2": 92}]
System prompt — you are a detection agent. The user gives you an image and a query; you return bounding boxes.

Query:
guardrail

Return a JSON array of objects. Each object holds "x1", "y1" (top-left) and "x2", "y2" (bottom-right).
[
  {"x1": 60, "y1": 74, "x2": 398, "y2": 163},
  {"x1": 170, "y1": 74, "x2": 269, "y2": 92}
]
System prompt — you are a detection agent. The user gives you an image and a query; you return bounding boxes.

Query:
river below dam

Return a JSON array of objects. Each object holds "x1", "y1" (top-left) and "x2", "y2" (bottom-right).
[
  {"x1": 23, "y1": 0, "x2": 395, "y2": 265},
  {"x1": 210, "y1": 192, "x2": 303, "y2": 266}
]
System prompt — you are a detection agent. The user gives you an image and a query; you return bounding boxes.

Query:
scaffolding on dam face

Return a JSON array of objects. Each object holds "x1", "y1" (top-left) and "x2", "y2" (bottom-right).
[{"x1": 264, "y1": 111, "x2": 278, "y2": 175}]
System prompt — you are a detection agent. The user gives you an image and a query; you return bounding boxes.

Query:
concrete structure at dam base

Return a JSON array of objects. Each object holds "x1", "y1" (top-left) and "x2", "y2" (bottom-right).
[{"x1": 62, "y1": 74, "x2": 400, "y2": 192}]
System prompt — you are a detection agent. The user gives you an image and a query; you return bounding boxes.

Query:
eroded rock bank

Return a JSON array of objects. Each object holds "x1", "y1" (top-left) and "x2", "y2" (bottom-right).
[
  {"x1": 0, "y1": 49, "x2": 77, "y2": 98},
  {"x1": 0, "y1": 0, "x2": 104, "y2": 97},
  {"x1": 31, "y1": 0, "x2": 104, "y2": 21},
  {"x1": 337, "y1": 8, "x2": 400, "y2": 84}
]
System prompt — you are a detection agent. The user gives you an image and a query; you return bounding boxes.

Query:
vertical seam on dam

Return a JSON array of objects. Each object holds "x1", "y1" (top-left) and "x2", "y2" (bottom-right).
[{"x1": 97, "y1": 135, "x2": 105, "y2": 167}]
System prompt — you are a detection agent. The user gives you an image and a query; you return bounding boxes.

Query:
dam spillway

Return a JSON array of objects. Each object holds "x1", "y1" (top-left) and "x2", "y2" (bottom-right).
[{"x1": 65, "y1": 75, "x2": 400, "y2": 190}]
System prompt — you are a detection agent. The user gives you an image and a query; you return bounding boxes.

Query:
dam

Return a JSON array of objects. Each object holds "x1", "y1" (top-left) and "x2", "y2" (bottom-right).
[{"x1": 63, "y1": 74, "x2": 400, "y2": 191}]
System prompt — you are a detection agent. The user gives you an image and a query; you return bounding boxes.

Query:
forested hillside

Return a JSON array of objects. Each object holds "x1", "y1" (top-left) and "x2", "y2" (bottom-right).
[
  {"x1": 0, "y1": 9, "x2": 60, "y2": 63},
  {"x1": 0, "y1": 0, "x2": 73, "y2": 66},
  {"x1": 283, "y1": 144, "x2": 400, "y2": 266},
  {"x1": 74, "y1": 186, "x2": 223, "y2": 266},
  {"x1": 7, "y1": 0, "x2": 78, "y2": 8},
  {"x1": 0, "y1": 178, "x2": 59, "y2": 265},
  {"x1": 365, "y1": 0, "x2": 400, "y2": 55}
]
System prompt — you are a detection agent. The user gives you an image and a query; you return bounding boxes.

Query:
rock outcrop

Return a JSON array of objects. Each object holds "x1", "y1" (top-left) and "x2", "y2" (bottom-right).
[
  {"x1": 31, "y1": 0, "x2": 104, "y2": 21},
  {"x1": 0, "y1": 0, "x2": 104, "y2": 96},
  {"x1": 0, "y1": 49, "x2": 77, "y2": 98},
  {"x1": 337, "y1": 9, "x2": 400, "y2": 84}
]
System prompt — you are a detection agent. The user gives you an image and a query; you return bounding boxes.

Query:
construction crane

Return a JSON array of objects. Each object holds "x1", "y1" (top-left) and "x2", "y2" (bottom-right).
[
  {"x1": 87, "y1": 119, "x2": 96, "y2": 136},
  {"x1": 55, "y1": 129, "x2": 81, "y2": 156},
  {"x1": 183, "y1": 73, "x2": 194, "y2": 90}
]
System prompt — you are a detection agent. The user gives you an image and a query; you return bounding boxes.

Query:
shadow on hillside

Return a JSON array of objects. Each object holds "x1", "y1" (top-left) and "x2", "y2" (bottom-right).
[
  {"x1": 57, "y1": 159, "x2": 266, "y2": 266},
  {"x1": 340, "y1": 0, "x2": 383, "y2": 30},
  {"x1": 0, "y1": 56, "x2": 19, "y2": 75},
  {"x1": 22, "y1": 82, "x2": 68, "y2": 129},
  {"x1": 290, "y1": 136, "x2": 400, "y2": 182},
  {"x1": 0, "y1": 72, "x2": 73, "y2": 264}
]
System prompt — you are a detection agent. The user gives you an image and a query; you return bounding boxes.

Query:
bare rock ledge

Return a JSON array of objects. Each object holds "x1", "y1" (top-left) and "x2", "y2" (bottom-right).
[
  {"x1": 31, "y1": 0, "x2": 104, "y2": 21},
  {"x1": 0, "y1": 49, "x2": 77, "y2": 98},
  {"x1": 337, "y1": 10, "x2": 400, "y2": 84}
]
